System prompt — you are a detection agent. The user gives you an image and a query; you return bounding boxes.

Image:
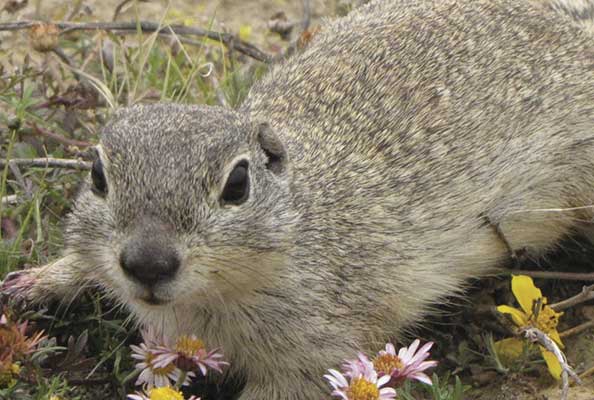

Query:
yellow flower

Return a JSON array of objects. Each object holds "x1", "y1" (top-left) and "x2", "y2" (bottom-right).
[
  {"x1": 9, "y1": 363, "x2": 20, "y2": 375},
  {"x1": 496, "y1": 275, "x2": 564, "y2": 379},
  {"x1": 149, "y1": 387, "x2": 185, "y2": 400},
  {"x1": 239, "y1": 25, "x2": 252, "y2": 42},
  {"x1": 128, "y1": 386, "x2": 199, "y2": 400},
  {"x1": 164, "y1": 9, "x2": 195, "y2": 27},
  {"x1": 0, "y1": 362, "x2": 20, "y2": 388}
]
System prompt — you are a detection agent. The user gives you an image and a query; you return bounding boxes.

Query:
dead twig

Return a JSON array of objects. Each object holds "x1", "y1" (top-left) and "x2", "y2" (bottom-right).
[
  {"x1": 489, "y1": 217, "x2": 524, "y2": 266},
  {"x1": 51, "y1": 47, "x2": 86, "y2": 83},
  {"x1": 579, "y1": 364, "x2": 594, "y2": 379},
  {"x1": 51, "y1": 47, "x2": 73, "y2": 67},
  {"x1": 29, "y1": 123, "x2": 93, "y2": 148},
  {"x1": 551, "y1": 284, "x2": 594, "y2": 311},
  {"x1": 0, "y1": 21, "x2": 272, "y2": 63},
  {"x1": 1, "y1": 195, "x2": 18, "y2": 206},
  {"x1": 112, "y1": 0, "x2": 133, "y2": 21},
  {"x1": 63, "y1": 376, "x2": 113, "y2": 385},
  {"x1": 207, "y1": 72, "x2": 229, "y2": 108},
  {"x1": 522, "y1": 327, "x2": 581, "y2": 400},
  {"x1": 301, "y1": 0, "x2": 312, "y2": 31},
  {"x1": 502, "y1": 270, "x2": 594, "y2": 281},
  {"x1": 66, "y1": 0, "x2": 84, "y2": 21},
  {"x1": 559, "y1": 319, "x2": 594, "y2": 338},
  {"x1": 272, "y1": 0, "x2": 315, "y2": 61},
  {"x1": 268, "y1": 17, "x2": 297, "y2": 39},
  {"x1": 0, "y1": 158, "x2": 91, "y2": 170}
]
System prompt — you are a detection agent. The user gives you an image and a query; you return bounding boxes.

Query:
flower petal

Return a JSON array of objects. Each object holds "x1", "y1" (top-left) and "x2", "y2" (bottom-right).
[
  {"x1": 377, "y1": 374, "x2": 391, "y2": 387},
  {"x1": 155, "y1": 374, "x2": 171, "y2": 387},
  {"x1": 511, "y1": 275, "x2": 542, "y2": 315},
  {"x1": 409, "y1": 341, "x2": 434, "y2": 365},
  {"x1": 331, "y1": 390, "x2": 349, "y2": 400},
  {"x1": 399, "y1": 339, "x2": 419, "y2": 363},
  {"x1": 497, "y1": 305, "x2": 528, "y2": 326},
  {"x1": 153, "y1": 353, "x2": 178, "y2": 368},
  {"x1": 410, "y1": 372, "x2": 433, "y2": 385},
  {"x1": 417, "y1": 360, "x2": 439, "y2": 370},
  {"x1": 385, "y1": 343, "x2": 395, "y2": 355},
  {"x1": 325, "y1": 369, "x2": 348, "y2": 389},
  {"x1": 494, "y1": 338, "x2": 525, "y2": 364},
  {"x1": 127, "y1": 393, "x2": 148, "y2": 400},
  {"x1": 198, "y1": 362, "x2": 208, "y2": 376},
  {"x1": 136, "y1": 368, "x2": 153, "y2": 387},
  {"x1": 539, "y1": 347, "x2": 562, "y2": 380},
  {"x1": 379, "y1": 387, "x2": 397, "y2": 399}
]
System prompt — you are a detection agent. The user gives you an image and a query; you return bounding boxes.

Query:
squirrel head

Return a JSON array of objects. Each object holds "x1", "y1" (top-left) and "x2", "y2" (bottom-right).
[{"x1": 66, "y1": 103, "x2": 299, "y2": 312}]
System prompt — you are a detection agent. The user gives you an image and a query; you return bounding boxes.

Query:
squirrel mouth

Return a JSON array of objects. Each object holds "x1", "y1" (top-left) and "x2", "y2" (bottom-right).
[{"x1": 140, "y1": 292, "x2": 169, "y2": 306}]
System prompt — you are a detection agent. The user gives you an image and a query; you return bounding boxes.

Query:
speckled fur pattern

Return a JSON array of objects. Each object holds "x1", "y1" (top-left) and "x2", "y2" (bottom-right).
[
  {"x1": 4, "y1": 1, "x2": 594, "y2": 398},
  {"x1": 539, "y1": 0, "x2": 594, "y2": 31}
]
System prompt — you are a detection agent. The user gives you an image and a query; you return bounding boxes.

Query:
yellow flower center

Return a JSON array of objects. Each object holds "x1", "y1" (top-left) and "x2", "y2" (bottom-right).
[
  {"x1": 373, "y1": 353, "x2": 403, "y2": 375},
  {"x1": 147, "y1": 353, "x2": 175, "y2": 375},
  {"x1": 345, "y1": 377, "x2": 380, "y2": 400},
  {"x1": 0, "y1": 363, "x2": 19, "y2": 388},
  {"x1": 149, "y1": 387, "x2": 185, "y2": 400},
  {"x1": 10, "y1": 363, "x2": 20, "y2": 375},
  {"x1": 531, "y1": 304, "x2": 561, "y2": 334},
  {"x1": 175, "y1": 335, "x2": 205, "y2": 357}
]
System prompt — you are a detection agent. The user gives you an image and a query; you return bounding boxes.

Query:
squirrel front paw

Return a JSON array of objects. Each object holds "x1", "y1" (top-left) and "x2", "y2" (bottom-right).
[
  {"x1": 0, "y1": 268, "x2": 41, "y2": 307},
  {"x1": 2, "y1": 255, "x2": 87, "y2": 309}
]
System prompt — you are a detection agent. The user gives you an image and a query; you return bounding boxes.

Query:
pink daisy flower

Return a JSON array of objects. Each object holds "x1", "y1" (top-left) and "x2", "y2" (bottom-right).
[
  {"x1": 325, "y1": 353, "x2": 396, "y2": 400},
  {"x1": 153, "y1": 334, "x2": 228, "y2": 376},
  {"x1": 130, "y1": 327, "x2": 194, "y2": 388},
  {"x1": 373, "y1": 339, "x2": 437, "y2": 386}
]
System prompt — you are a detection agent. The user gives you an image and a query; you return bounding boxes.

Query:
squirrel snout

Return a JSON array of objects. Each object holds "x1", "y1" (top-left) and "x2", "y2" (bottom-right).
[{"x1": 119, "y1": 238, "x2": 180, "y2": 287}]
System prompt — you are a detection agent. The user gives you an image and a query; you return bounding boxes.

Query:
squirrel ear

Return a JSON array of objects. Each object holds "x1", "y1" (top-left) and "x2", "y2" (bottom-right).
[{"x1": 257, "y1": 122, "x2": 287, "y2": 175}]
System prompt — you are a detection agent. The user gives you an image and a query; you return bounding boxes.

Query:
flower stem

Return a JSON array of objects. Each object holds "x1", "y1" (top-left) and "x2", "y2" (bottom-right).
[{"x1": 175, "y1": 370, "x2": 187, "y2": 390}]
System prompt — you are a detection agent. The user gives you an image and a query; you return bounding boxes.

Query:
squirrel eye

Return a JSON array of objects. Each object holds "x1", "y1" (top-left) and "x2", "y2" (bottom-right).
[
  {"x1": 221, "y1": 160, "x2": 249, "y2": 206},
  {"x1": 91, "y1": 158, "x2": 108, "y2": 196}
]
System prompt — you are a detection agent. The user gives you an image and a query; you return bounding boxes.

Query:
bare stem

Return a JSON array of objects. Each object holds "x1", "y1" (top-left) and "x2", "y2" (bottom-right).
[
  {"x1": 0, "y1": 158, "x2": 91, "y2": 170},
  {"x1": 1, "y1": 195, "x2": 18, "y2": 206},
  {"x1": 112, "y1": 0, "x2": 133, "y2": 21},
  {"x1": 550, "y1": 284, "x2": 594, "y2": 311},
  {"x1": 207, "y1": 73, "x2": 229, "y2": 108},
  {"x1": 301, "y1": 0, "x2": 312, "y2": 31},
  {"x1": 579, "y1": 364, "x2": 594, "y2": 379},
  {"x1": 559, "y1": 319, "x2": 594, "y2": 338},
  {"x1": 522, "y1": 327, "x2": 581, "y2": 400},
  {"x1": 29, "y1": 123, "x2": 93, "y2": 148},
  {"x1": 502, "y1": 270, "x2": 594, "y2": 281},
  {"x1": 0, "y1": 20, "x2": 272, "y2": 63}
]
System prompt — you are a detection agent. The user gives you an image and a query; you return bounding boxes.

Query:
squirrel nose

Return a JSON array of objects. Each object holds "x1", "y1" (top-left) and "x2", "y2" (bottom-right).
[{"x1": 120, "y1": 239, "x2": 180, "y2": 287}]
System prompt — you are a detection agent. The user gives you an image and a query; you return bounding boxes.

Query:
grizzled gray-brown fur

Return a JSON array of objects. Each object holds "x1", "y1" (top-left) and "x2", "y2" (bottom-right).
[
  {"x1": 543, "y1": 0, "x2": 594, "y2": 31},
  {"x1": 2, "y1": 0, "x2": 594, "y2": 398}
]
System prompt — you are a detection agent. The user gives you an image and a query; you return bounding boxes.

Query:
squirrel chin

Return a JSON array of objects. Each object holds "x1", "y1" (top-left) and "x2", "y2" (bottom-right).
[{"x1": 138, "y1": 293, "x2": 170, "y2": 306}]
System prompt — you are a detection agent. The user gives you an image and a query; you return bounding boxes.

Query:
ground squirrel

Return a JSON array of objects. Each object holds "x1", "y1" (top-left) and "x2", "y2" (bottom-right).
[{"x1": 2, "y1": 0, "x2": 594, "y2": 398}]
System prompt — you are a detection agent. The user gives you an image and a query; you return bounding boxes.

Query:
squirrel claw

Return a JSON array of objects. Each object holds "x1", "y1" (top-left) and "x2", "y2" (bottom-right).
[{"x1": 0, "y1": 270, "x2": 37, "y2": 307}]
